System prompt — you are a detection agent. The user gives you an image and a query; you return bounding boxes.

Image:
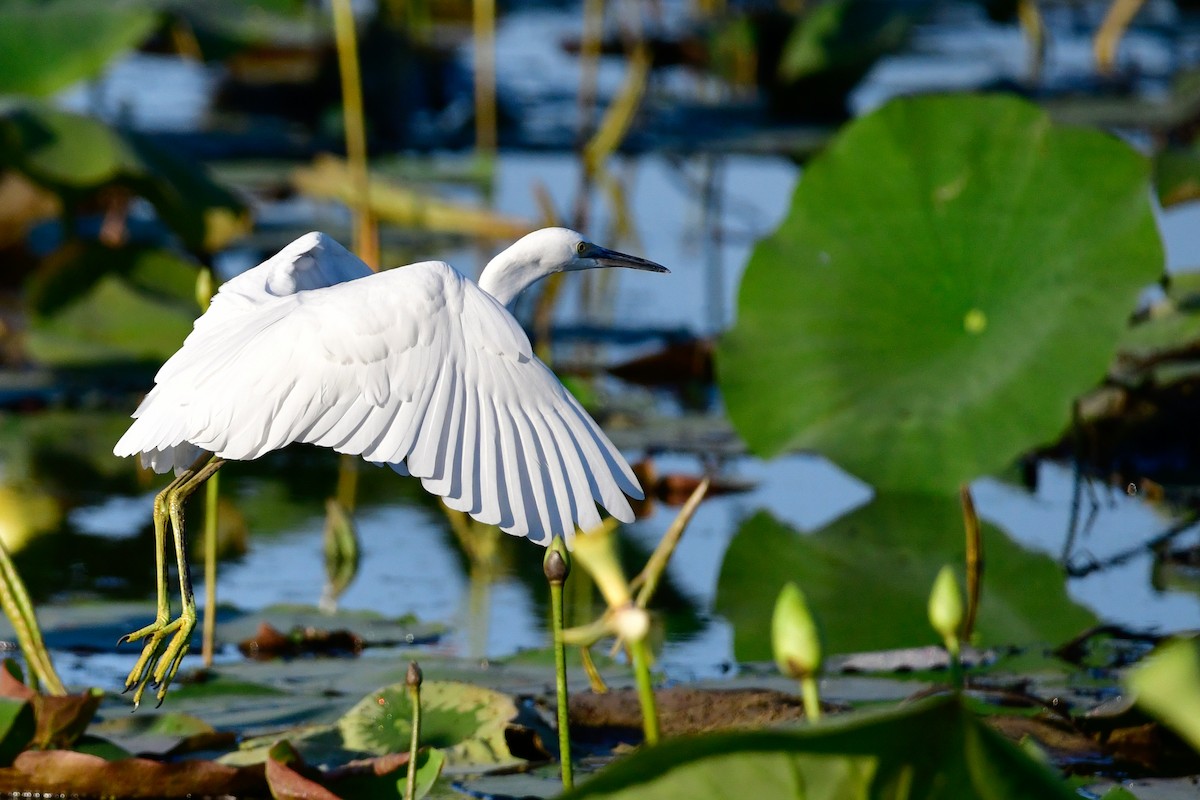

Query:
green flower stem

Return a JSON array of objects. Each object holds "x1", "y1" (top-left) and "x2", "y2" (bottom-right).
[
  {"x1": 0, "y1": 539, "x2": 64, "y2": 695},
  {"x1": 550, "y1": 576, "x2": 573, "y2": 789},
  {"x1": 947, "y1": 636, "x2": 963, "y2": 690},
  {"x1": 800, "y1": 676, "x2": 821, "y2": 722},
  {"x1": 630, "y1": 637, "x2": 660, "y2": 745},
  {"x1": 201, "y1": 472, "x2": 219, "y2": 667},
  {"x1": 330, "y1": 0, "x2": 377, "y2": 268},
  {"x1": 405, "y1": 662, "x2": 423, "y2": 800}
]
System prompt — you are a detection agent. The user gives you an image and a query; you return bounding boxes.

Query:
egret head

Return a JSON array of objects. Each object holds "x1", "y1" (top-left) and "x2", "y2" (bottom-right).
[
  {"x1": 479, "y1": 227, "x2": 669, "y2": 306},
  {"x1": 517, "y1": 227, "x2": 669, "y2": 275}
]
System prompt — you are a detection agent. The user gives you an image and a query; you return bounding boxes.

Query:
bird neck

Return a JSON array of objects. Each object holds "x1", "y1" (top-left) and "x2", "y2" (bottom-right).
[{"x1": 477, "y1": 248, "x2": 557, "y2": 306}]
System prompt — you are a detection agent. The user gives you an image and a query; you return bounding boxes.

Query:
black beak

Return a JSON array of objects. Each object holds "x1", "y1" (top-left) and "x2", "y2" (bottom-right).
[{"x1": 588, "y1": 245, "x2": 670, "y2": 273}]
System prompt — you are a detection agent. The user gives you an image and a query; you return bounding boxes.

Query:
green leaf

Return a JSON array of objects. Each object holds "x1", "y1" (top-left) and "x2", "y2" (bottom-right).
[
  {"x1": 1155, "y1": 145, "x2": 1200, "y2": 208},
  {"x1": 777, "y1": 0, "x2": 913, "y2": 82},
  {"x1": 0, "y1": 105, "x2": 133, "y2": 188},
  {"x1": 715, "y1": 496, "x2": 1097, "y2": 660},
  {"x1": 1119, "y1": 272, "x2": 1200, "y2": 358},
  {"x1": 338, "y1": 681, "x2": 519, "y2": 768},
  {"x1": 1127, "y1": 638, "x2": 1200, "y2": 753},
  {"x1": 26, "y1": 275, "x2": 195, "y2": 366},
  {"x1": 0, "y1": 0, "x2": 159, "y2": 97},
  {"x1": 0, "y1": 103, "x2": 250, "y2": 251},
  {"x1": 70, "y1": 735, "x2": 133, "y2": 761},
  {"x1": 332, "y1": 748, "x2": 445, "y2": 800},
  {"x1": 0, "y1": 699, "x2": 33, "y2": 767},
  {"x1": 562, "y1": 694, "x2": 1076, "y2": 800},
  {"x1": 718, "y1": 94, "x2": 1163, "y2": 493},
  {"x1": 1099, "y1": 787, "x2": 1140, "y2": 800},
  {"x1": 26, "y1": 243, "x2": 199, "y2": 318},
  {"x1": 121, "y1": 132, "x2": 249, "y2": 251}
]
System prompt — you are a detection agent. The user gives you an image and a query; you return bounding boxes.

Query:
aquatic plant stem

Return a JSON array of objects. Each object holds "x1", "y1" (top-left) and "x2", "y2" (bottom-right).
[
  {"x1": 330, "y1": 0, "x2": 378, "y2": 269},
  {"x1": 0, "y1": 539, "x2": 64, "y2": 695},
  {"x1": 551, "y1": 577, "x2": 573, "y2": 788},
  {"x1": 545, "y1": 541, "x2": 573, "y2": 789},
  {"x1": 472, "y1": 0, "x2": 497, "y2": 155},
  {"x1": 960, "y1": 485, "x2": 982, "y2": 642},
  {"x1": 800, "y1": 676, "x2": 821, "y2": 722},
  {"x1": 629, "y1": 637, "x2": 660, "y2": 745},
  {"x1": 405, "y1": 661, "x2": 423, "y2": 800},
  {"x1": 947, "y1": 637, "x2": 963, "y2": 691},
  {"x1": 201, "y1": 473, "x2": 219, "y2": 667}
]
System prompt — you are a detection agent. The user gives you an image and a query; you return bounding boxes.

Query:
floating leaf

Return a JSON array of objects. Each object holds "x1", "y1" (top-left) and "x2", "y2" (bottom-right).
[
  {"x1": 266, "y1": 741, "x2": 340, "y2": 800},
  {"x1": 90, "y1": 711, "x2": 218, "y2": 757},
  {"x1": 0, "y1": 104, "x2": 249, "y2": 251},
  {"x1": 329, "y1": 748, "x2": 444, "y2": 800},
  {"x1": 561, "y1": 694, "x2": 1075, "y2": 800},
  {"x1": 338, "y1": 680, "x2": 519, "y2": 768},
  {"x1": 0, "y1": 0, "x2": 159, "y2": 97},
  {"x1": 777, "y1": 0, "x2": 913, "y2": 83},
  {"x1": 0, "y1": 750, "x2": 266, "y2": 797},
  {"x1": 715, "y1": 497, "x2": 1096, "y2": 660},
  {"x1": 718, "y1": 94, "x2": 1163, "y2": 492},
  {"x1": 1127, "y1": 638, "x2": 1200, "y2": 754},
  {"x1": 1119, "y1": 272, "x2": 1200, "y2": 359},
  {"x1": 0, "y1": 699, "x2": 33, "y2": 767},
  {"x1": 27, "y1": 242, "x2": 199, "y2": 318},
  {"x1": 265, "y1": 740, "x2": 444, "y2": 800},
  {"x1": 0, "y1": 105, "x2": 131, "y2": 188},
  {"x1": 1155, "y1": 145, "x2": 1200, "y2": 208},
  {"x1": 0, "y1": 667, "x2": 101, "y2": 750},
  {"x1": 26, "y1": 275, "x2": 196, "y2": 366},
  {"x1": 71, "y1": 735, "x2": 133, "y2": 761}
]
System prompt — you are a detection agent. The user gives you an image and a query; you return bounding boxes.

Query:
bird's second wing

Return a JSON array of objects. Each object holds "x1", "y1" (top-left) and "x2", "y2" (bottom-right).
[{"x1": 115, "y1": 261, "x2": 642, "y2": 546}]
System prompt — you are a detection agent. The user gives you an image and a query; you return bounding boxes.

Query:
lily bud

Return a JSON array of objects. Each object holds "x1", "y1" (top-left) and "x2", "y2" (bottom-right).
[
  {"x1": 406, "y1": 660, "x2": 423, "y2": 689},
  {"x1": 543, "y1": 536, "x2": 570, "y2": 584},
  {"x1": 772, "y1": 582, "x2": 822, "y2": 680},
  {"x1": 928, "y1": 565, "x2": 964, "y2": 650},
  {"x1": 195, "y1": 267, "x2": 215, "y2": 312}
]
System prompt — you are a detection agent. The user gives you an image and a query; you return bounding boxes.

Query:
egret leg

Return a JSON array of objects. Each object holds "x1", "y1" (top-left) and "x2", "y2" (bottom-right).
[
  {"x1": 120, "y1": 466, "x2": 195, "y2": 701},
  {"x1": 120, "y1": 456, "x2": 225, "y2": 707},
  {"x1": 544, "y1": 540, "x2": 573, "y2": 790},
  {"x1": 152, "y1": 457, "x2": 226, "y2": 703}
]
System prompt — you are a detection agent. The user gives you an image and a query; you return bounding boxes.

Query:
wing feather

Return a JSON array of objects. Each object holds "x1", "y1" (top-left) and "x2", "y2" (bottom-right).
[
  {"x1": 543, "y1": 407, "x2": 604, "y2": 540},
  {"x1": 473, "y1": 381, "x2": 504, "y2": 525},
  {"x1": 115, "y1": 256, "x2": 643, "y2": 546},
  {"x1": 508, "y1": 401, "x2": 553, "y2": 545},
  {"x1": 524, "y1": 406, "x2": 577, "y2": 540}
]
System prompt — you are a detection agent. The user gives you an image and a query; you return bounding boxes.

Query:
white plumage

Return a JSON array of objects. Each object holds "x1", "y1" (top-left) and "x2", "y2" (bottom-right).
[{"x1": 114, "y1": 228, "x2": 668, "y2": 546}]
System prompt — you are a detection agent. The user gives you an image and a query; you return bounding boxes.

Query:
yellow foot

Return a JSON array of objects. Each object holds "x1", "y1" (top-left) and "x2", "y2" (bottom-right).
[{"x1": 119, "y1": 613, "x2": 195, "y2": 708}]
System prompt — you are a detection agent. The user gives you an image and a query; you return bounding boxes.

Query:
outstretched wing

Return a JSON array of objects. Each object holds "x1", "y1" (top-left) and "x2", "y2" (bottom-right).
[
  {"x1": 114, "y1": 260, "x2": 642, "y2": 546},
  {"x1": 125, "y1": 232, "x2": 374, "y2": 473}
]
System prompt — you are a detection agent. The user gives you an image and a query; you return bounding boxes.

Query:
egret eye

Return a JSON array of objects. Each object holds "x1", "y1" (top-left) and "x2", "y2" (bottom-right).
[{"x1": 576, "y1": 240, "x2": 588, "y2": 255}]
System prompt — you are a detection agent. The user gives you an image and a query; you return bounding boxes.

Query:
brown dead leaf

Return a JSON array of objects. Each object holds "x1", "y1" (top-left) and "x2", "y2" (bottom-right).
[
  {"x1": 266, "y1": 751, "x2": 341, "y2": 800},
  {"x1": 239, "y1": 622, "x2": 363, "y2": 660},
  {"x1": 0, "y1": 665, "x2": 101, "y2": 749},
  {"x1": 0, "y1": 750, "x2": 266, "y2": 797},
  {"x1": 569, "y1": 687, "x2": 812, "y2": 739}
]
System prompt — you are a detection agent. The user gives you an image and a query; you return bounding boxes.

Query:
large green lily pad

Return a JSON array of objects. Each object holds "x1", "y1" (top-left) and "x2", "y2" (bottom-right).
[
  {"x1": 0, "y1": 104, "x2": 249, "y2": 251},
  {"x1": 339, "y1": 680, "x2": 518, "y2": 768},
  {"x1": 715, "y1": 494, "x2": 1097, "y2": 660},
  {"x1": 718, "y1": 93, "x2": 1163, "y2": 493},
  {"x1": 26, "y1": 275, "x2": 195, "y2": 366},
  {"x1": 0, "y1": 1, "x2": 159, "y2": 97},
  {"x1": 562, "y1": 693, "x2": 1076, "y2": 800}
]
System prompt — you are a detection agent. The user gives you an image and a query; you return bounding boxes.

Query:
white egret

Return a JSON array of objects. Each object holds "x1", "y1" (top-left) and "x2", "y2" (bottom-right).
[{"x1": 113, "y1": 227, "x2": 668, "y2": 710}]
